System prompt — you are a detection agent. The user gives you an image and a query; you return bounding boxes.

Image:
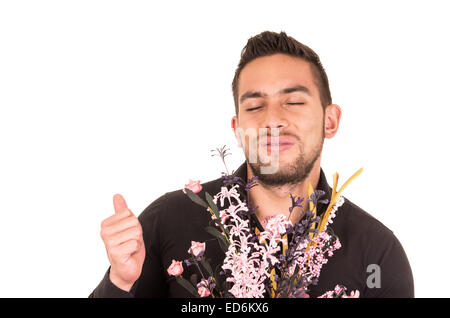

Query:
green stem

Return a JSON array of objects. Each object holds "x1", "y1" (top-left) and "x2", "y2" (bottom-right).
[{"x1": 192, "y1": 258, "x2": 215, "y2": 298}]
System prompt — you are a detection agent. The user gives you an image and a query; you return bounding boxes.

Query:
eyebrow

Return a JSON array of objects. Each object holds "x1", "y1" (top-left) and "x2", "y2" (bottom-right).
[{"x1": 239, "y1": 85, "x2": 312, "y2": 104}]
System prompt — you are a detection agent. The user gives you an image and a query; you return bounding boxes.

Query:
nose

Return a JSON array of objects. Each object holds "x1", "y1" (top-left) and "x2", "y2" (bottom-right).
[{"x1": 263, "y1": 104, "x2": 288, "y2": 132}]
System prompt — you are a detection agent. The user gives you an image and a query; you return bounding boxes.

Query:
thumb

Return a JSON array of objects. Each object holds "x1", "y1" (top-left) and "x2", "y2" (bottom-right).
[{"x1": 113, "y1": 193, "x2": 129, "y2": 215}]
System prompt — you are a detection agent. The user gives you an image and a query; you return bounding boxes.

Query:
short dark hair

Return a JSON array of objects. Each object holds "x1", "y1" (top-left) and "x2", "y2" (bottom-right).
[{"x1": 232, "y1": 31, "x2": 332, "y2": 117}]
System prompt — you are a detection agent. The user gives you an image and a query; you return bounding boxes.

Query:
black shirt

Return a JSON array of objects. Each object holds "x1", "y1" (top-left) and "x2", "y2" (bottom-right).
[{"x1": 89, "y1": 162, "x2": 414, "y2": 298}]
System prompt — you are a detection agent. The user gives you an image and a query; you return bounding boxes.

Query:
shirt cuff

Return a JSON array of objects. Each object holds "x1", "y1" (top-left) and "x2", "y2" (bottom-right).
[{"x1": 91, "y1": 267, "x2": 138, "y2": 298}]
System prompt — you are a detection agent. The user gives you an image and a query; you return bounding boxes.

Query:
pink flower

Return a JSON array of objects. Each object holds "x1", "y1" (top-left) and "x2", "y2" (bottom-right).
[
  {"x1": 342, "y1": 290, "x2": 360, "y2": 298},
  {"x1": 219, "y1": 210, "x2": 230, "y2": 224},
  {"x1": 333, "y1": 239, "x2": 342, "y2": 250},
  {"x1": 188, "y1": 241, "x2": 206, "y2": 257},
  {"x1": 318, "y1": 291, "x2": 334, "y2": 298},
  {"x1": 183, "y1": 179, "x2": 202, "y2": 194},
  {"x1": 318, "y1": 286, "x2": 360, "y2": 298},
  {"x1": 197, "y1": 279, "x2": 211, "y2": 297},
  {"x1": 167, "y1": 260, "x2": 184, "y2": 277},
  {"x1": 259, "y1": 214, "x2": 289, "y2": 244}
]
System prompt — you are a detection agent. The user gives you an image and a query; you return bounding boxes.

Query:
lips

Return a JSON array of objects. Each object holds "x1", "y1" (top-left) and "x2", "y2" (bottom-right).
[
  {"x1": 259, "y1": 137, "x2": 295, "y2": 147},
  {"x1": 258, "y1": 137, "x2": 295, "y2": 154}
]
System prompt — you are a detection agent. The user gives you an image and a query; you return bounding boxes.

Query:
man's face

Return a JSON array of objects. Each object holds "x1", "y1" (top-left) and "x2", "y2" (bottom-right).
[{"x1": 232, "y1": 53, "x2": 326, "y2": 187}]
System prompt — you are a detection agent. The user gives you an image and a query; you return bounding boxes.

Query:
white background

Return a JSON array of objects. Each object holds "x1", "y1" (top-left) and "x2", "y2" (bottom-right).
[{"x1": 1, "y1": 0, "x2": 449, "y2": 297}]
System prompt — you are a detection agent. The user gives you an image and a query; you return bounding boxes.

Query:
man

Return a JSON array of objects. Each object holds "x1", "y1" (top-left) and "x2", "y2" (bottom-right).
[{"x1": 90, "y1": 31, "x2": 414, "y2": 298}]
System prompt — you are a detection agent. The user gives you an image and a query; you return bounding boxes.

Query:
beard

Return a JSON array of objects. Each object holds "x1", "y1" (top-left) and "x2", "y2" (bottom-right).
[{"x1": 246, "y1": 126, "x2": 324, "y2": 188}]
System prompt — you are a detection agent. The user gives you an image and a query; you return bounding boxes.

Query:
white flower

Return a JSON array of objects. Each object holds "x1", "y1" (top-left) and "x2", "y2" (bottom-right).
[
  {"x1": 213, "y1": 185, "x2": 244, "y2": 207},
  {"x1": 323, "y1": 196, "x2": 345, "y2": 231}
]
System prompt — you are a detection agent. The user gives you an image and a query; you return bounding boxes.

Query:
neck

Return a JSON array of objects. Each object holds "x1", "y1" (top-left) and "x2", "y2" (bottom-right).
[{"x1": 247, "y1": 159, "x2": 321, "y2": 225}]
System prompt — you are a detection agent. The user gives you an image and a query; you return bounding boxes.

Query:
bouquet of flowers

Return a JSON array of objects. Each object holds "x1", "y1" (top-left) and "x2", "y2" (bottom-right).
[{"x1": 167, "y1": 146, "x2": 362, "y2": 298}]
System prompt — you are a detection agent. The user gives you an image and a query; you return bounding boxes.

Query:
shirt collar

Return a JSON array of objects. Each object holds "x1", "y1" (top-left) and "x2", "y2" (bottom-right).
[{"x1": 231, "y1": 161, "x2": 333, "y2": 230}]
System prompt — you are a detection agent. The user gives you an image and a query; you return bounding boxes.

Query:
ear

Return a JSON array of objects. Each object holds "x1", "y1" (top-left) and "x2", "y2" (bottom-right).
[
  {"x1": 324, "y1": 104, "x2": 342, "y2": 139},
  {"x1": 231, "y1": 116, "x2": 243, "y2": 148}
]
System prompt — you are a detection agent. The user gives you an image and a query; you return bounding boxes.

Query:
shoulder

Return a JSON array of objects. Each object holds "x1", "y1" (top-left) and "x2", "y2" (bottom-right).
[
  {"x1": 334, "y1": 198, "x2": 414, "y2": 297},
  {"x1": 330, "y1": 196, "x2": 402, "y2": 261},
  {"x1": 333, "y1": 196, "x2": 394, "y2": 239}
]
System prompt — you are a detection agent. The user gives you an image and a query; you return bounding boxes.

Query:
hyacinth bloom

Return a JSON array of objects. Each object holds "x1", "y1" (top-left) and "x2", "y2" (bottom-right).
[
  {"x1": 196, "y1": 182, "x2": 349, "y2": 298},
  {"x1": 318, "y1": 285, "x2": 360, "y2": 298},
  {"x1": 287, "y1": 230, "x2": 342, "y2": 281},
  {"x1": 342, "y1": 290, "x2": 360, "y2": 298},
  {"x1": 216, "y1": 184, "x2": 274, "y2": 298},
  {"x1": 258, "y1": 214, "x2": 290, "y2": 244},
  {"x1": 213, "y1": 184, "x2": 245, "y2": 208},
  {"x1": 175, "y1": 145, "x2": 364, "y2": 298}
]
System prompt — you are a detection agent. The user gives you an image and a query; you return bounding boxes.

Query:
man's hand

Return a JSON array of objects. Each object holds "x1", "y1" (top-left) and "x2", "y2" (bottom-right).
[{"x1": 100, "y1": 194, "x2": 146, "y2": 292}]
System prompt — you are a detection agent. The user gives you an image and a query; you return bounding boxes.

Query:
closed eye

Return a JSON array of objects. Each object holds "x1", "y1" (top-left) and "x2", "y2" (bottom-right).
[
  {"x1": 247, "y1": 107, "x2": 262, "y2": 111},
  {"x1": 287, "y1": 103, "x2": 305, "y2": 105}
]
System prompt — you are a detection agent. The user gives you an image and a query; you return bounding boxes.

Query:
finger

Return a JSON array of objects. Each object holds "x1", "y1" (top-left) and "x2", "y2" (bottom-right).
[
  {"x1": 106, "y1": 226, "x2": 143, "y2": 247},
  {"x1": 101, "y1": 215, "x2": 140, "y2": 237},
  {"x1": 110, "y1": 239, "x2": 141, "y2": 258},
  {"x1": 113, "y1": 193, "x2": 129, "y2": 215},
  {"x1": 101, "y1": 210, "x2": 130, "y2": 228}
]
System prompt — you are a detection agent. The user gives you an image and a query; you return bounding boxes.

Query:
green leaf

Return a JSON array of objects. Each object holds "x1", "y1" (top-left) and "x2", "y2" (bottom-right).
[
  {"x1": 292, "y1": 264, "x2": 300, "y2": 277},
  {"x1": 217, "y1": 237, "x2": 229, "y2": 253},
  {"x1": 184, "y1": 188, "x2": 208, "y2": 209},
  {"x1": 289, "y1": 265, "x2": 300, "y2": 290},
  {"x1": 190, "y1": 273, "x2": 198, "y2": 287},
  {"x1": 210, "y1": 218, "x2": 231, "y2": 237},
  {"x1": 210, "y1": 218, "x2": 223, "y2": 226},
  {"x1": 205, "y1": 226, "x2": 229, "y2": 252},
  {"x1": 214, "y1": 264, "x2": 221, "y2": 278},
  {"x1": 176, "y1": 276, "x2": 200, "y2": 298},
  {"x1": 213, "y1": 265, "x2": 223, "y2": 294},
  {"x1": 205, "y1": 192, "x2": 220, "y2": 219},
  {"x1": 205, "y1": 226, "x2": 227, "y2": 243},
  {"x1": 201, "y1": 258, "x2": 214, "y2": 277}
]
